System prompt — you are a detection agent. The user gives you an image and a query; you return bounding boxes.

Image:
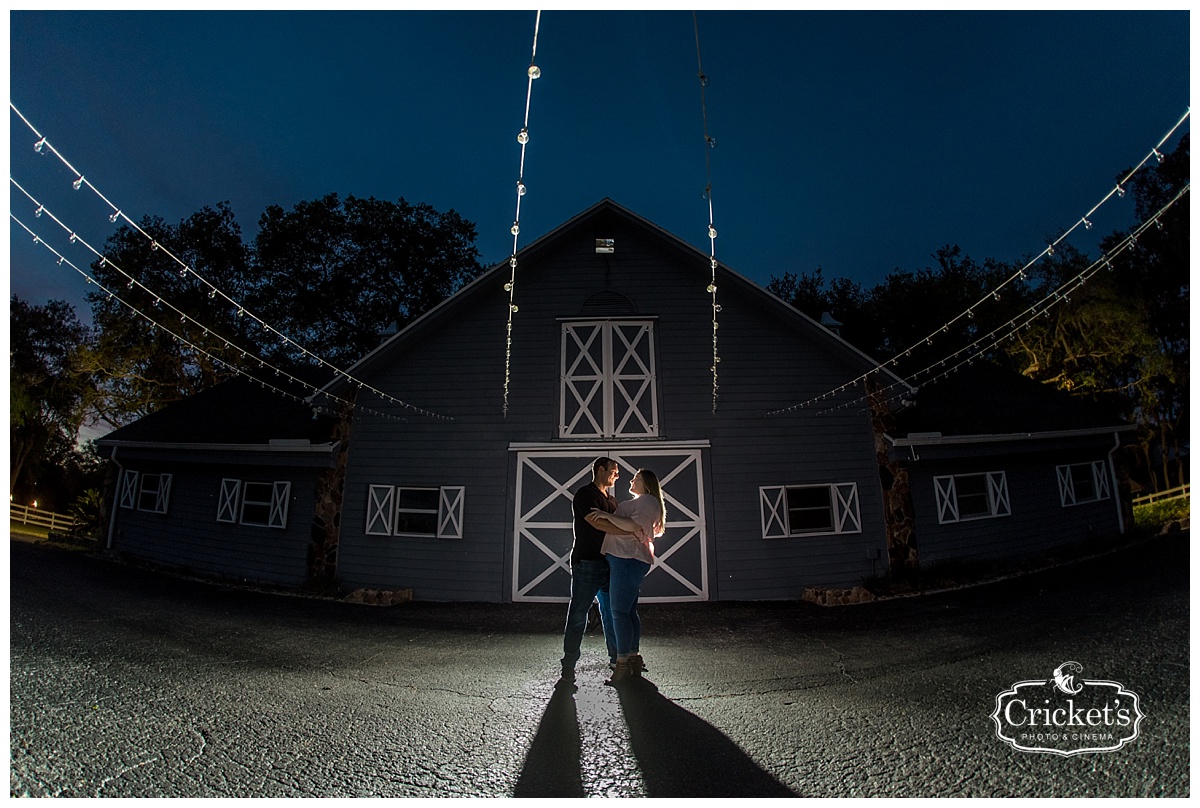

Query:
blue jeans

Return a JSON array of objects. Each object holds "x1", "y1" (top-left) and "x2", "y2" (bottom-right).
[
  {"x1": 561, "y1": 558, "x2": 615, "y2": 670},
  {"x1": 607, "y1": 555, "x2": 651, "y2": 658}
]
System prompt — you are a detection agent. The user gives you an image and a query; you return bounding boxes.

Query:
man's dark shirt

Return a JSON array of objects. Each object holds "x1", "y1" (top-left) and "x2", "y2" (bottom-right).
[{"x1": 571, "y1": 483, "x2": 617, "y2": 562}]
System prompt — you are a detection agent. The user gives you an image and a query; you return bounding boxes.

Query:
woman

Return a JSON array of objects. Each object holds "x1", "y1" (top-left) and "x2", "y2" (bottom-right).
[{"x1": 586, "y1": 468, "x2": 666, "y2": 685}]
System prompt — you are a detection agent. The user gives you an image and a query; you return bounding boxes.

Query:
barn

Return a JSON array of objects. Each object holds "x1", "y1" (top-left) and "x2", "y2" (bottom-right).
[{"x1": 96, "y1": 199, "x2": 1132, "y2": 601}]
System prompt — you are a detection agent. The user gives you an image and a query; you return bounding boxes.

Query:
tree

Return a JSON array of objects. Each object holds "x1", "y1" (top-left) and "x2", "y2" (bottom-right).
[
  {"x1": 10, "y1": 296, "x2": 93, "y2": 501},
  {"x1": 251, "y1": 194, "x2": 485, "y2": 366},
  {"x1": 84, "y1": 202, "x2": 255, "y2": 425}
]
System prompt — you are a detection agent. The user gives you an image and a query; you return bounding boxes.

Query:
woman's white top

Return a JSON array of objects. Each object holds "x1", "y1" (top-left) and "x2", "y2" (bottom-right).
[{"x1": 600, "y1": 495, "x2": 662, "y2": 565}]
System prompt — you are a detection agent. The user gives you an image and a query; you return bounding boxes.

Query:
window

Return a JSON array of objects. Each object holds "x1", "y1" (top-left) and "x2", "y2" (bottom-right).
[
  {"x1": 759, "y1": 483, "x2": 861, "y2": 538},
  {"x1": 366, "y1": 484, "x2": 465, "y2": 539},
  {"x1": 216, "y1": 478, "x2": 291, "y2": 528},
  {"x1": 1057, "y1": 461, "x2": 1111, "y2": 507},
  {"x1": 560, "y1": 320, "x2": 658, "y2": 438},
  {"x1": 122, "y1": 471, "x2": 170, "y2": 514},
  {"x1": 934, "y1": 472, "x2": 1010, "y2": 524}
]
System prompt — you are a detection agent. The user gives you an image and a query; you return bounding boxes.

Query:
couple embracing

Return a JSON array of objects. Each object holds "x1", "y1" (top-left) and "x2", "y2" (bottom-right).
[{"x1": 559, "y1": 457, "x2": 667, "y2": 687}]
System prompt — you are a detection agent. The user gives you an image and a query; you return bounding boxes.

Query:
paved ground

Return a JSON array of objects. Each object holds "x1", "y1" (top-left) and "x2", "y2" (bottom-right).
[{"x1": 8, "y1": 532, "x2": 1190, "y2": 798}]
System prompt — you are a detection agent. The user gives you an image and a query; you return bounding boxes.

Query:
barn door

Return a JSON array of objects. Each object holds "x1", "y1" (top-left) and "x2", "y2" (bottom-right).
[
  {"x1": 512, "y1": 447, "x2": 708, "y2": 603},
  {"x1": 560, "y1": 321, "x2": 658, "y2": 439}
]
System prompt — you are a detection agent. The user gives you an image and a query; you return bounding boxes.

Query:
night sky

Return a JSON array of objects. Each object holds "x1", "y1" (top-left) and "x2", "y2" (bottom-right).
[{"x1": 8, "y1": 10, "x2": 1191, "y2": 324}]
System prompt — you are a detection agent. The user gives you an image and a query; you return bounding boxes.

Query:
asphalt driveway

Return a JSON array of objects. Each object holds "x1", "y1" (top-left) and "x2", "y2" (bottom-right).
[{"x1": 8, "y1": 532, "x2": 1189, "y2": 797}]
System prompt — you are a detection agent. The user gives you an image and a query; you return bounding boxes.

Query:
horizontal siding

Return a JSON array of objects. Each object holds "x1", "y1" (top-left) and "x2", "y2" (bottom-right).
[
  {"x1": 336, "y1": 216, "x2": 894, "y2": 600},
  {"x1": 909, "y1": 448, "x2": 1121, "y2": 566},
  {"x1": 113, "y1": 462, "x2": 318, "y2": 586}
]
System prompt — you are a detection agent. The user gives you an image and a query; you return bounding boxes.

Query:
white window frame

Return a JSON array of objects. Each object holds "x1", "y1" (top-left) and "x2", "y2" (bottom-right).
[
  {"x1": 559, "y1": 320, "x2": 659, "y2": 439},
  {"x1": 759, "y1": 482, "x2": 861, "y2": 539},
  {"x1": 364, "y1": 484, "x2": 465, "y2": 539},
  {"x1": 1056, "y1": 461, "x2": 1111, "y2": 507},
  {"x1": 136, "y1": 472, "x2": 172, "y2": 515},
  {"x1": 934, "y1": 471, "x2": 1011, "y2": 524},
  {"x1": 229, "y1": 479, "x2": 291, "y2": 529}
]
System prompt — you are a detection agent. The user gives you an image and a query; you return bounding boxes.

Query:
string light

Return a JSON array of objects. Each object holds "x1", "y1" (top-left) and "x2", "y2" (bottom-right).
[
  {"x1": 9, "y1": 103, "x2": 450, "y2": 421},
  {"x1": 694, "y1": 11, "x2": 722, "y2": 413},
  {"x1": 766, "y1": 107, "x2": 1190, "y2": 417},
  {"x1": 10, "y1": 211, "x2": 423, "y2": 425},
  {"x1": 501, "y1": 10, "x2": 542, "y2": 418},
  {"x1": 803, "y1": 186, "x2": 1188, "y2": 417}
]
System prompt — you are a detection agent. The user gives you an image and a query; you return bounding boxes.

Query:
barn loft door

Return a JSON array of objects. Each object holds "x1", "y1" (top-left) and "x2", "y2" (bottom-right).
[
  {"x1": 560, "y1": 320, "x2": 658, "y2": 439},
  {"x1": 512, "y1": 447, "x2": 708, "y2": 603}
]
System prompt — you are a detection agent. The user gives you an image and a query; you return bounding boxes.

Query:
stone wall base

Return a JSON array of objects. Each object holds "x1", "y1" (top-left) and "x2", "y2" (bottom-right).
[
  {"x1": 801, "y1": 586, "x2": 877, "y2": 607},
  {"x1": 343, "y1": 588, "x2": 413, "y2": 606}
]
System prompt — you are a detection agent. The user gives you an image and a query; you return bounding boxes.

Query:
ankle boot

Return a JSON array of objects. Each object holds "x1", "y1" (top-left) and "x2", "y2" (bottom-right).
[{"x1": 605, "y1": 658, "x2": 632, "y2": 686}]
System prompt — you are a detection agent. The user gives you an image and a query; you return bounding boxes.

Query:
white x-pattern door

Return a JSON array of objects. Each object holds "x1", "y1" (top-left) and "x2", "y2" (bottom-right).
[
  {"x1": 512, "y1": 447, "x2": 708, "y2": 603},
  {"x1": 560, "y1": 320, "x2": 658, "y2": 439}
]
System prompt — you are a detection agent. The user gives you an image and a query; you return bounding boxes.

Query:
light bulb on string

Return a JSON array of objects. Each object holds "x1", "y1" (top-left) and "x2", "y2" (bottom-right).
[
  {"x1": 1083, "y1": 217, "x2": 1093, "y2": 230},
  {"x1": 109, "y1": 211, "x2": 121, "y2": 223},
  {"x1": 34, "y1": 205, "x2": 43, "y2": 218},
  {"x1": 517, "y1": 128, "x2": 529, "y2": 145},
  {"x1": 1154, "y1": 149, "x2": 1164, "y2": 163},
  {"x1": 510, "y1": 223, "x2": 520, "y2": 236},
  {"x1": 1116, "y1": 184, "x2": 1126, "y2": 198},
  {"x1": 528, "y1": 65, "x2": 541, "y2": 79},
  {"x1": 72, "y1": 176, "x2": 84, "y2": 190},
  {"x1": 33, "y1": 137, "x2": 46, "y2": 153},
  {"x1": 516, "y1": 181, "x2": 526, "y2": 197}
]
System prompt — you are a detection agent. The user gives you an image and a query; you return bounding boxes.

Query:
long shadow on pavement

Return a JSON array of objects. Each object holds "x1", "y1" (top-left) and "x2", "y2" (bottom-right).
[
  {"x1": 619, "y1": 677, "x2": 797, "y2": 797},
  {"x1": 512, "y1": 684, "x2": 585, "y2": 797}
]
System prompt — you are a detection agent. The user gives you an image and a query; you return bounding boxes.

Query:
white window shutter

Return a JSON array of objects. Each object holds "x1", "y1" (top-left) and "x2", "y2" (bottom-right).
[
  {"x1": 760, "y1": 486, "x2": 789, "y2": 538},
  {"x1": 217, "y1": 479, "x2": 240, "y2": 523},
  {"x1": 268, "y1": 481, "x2": 291, "y2": 529},
  {"x1": 1093, "y1": 461, "x2": 1112, "y2": 500},
  {"x1": 437, "y1": 486, "x2": 465, "y2": 539},
  {"x1": 988, "y1": 472, "x2": 1011, "y2": 517},
  {"x1": 834, "y1": 483, "x2": 861, "y2": 533},
  {"x1": 366, "y1": 485, "x2": 395, "y2": 535},
  {"x1": 155, "y1": 474, "x2": 173, "y2": 515},
  {"x1": 119, "y1": 470, "x2": 139, "y2": 510},
  {"x1": 934, "y1": 476, "x2": 958, "y2": 524},
  {"x1": 1056, "y1": 465, "x2": 1074, "y2": 507}
]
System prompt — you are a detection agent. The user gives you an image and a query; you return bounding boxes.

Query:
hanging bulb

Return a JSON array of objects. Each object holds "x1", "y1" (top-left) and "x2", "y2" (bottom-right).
[
  {"x1": 698, "y1": 72, "x2": 709, "y2": 87},
  {"x1": 504, "y1": 282, "x2": 513, "y2": 292},
  {"x1": 237, "y1": 307, "x2": 244, "y2": 317},
  {"x1": 509, "y1": 256, "x2": 518, "y2": 268},
  {"x1": 110, "y1": 210, "x2": 121, "y2": 223},
  {"x1": 126, "y1": 279, "x2": 134, "y2": 289},
  {"x1": 708, "y1": 226, "x2": 717, "y2": 239},
  {"x1": 151, "y1": 241, "x2": 159, "y2": 251},
  {"x1": 1083, "y1": 218, "x2": 1092, "y2": 230},
  {"x1": 516, "y1": 181, "x2": 526, "y2": 196},
  {"x1": 34, "y1": 205, "x2": 43, "y2": 218},
  {"x1": 517, "y1": 128, "x2": 529, "y2": 145},
  {"x1": 706, "y1": 136, "x2": 718, "y2": 149},
  {"x1": 73, "y1": 176, "x2": 84, "y2": 190},
  {"x1": 1116, "y1": 184, "x2": 1126, "y2": 197},
  {"x1": 714, "y1": 304, "x2": 722, "y2": 312},
  {"x1": 180, "y1": 267, "x2": 189, "y2": 277},
  {"x1": 153, "y1": 298, "x2": 161, "y2": 309},
  {"x1": 992, "y1": 291, "x2": 1001, "y2": 301},
  {"x1": 33, "y1": 137, "x2": 46, "y2": 153},
  {"x1": 1046, "y1": 244, "x2": 1054, "y2": 256},
  {"x1": 510, "y1": 223, "x2": 520, "y2": 236},
  {"x1": 68, "y1": 232, "x2": 77, "y2": 244},
  {"x1": 510, "y1": 304, "x2": 519, "y2": 313},
  {"x1": 1153, "y1": 149, "x2": 1164, "y2": 163},
  {"x1": 706, "y1": 283, "x2": 717, "y2": 294},
  {"x1": 527, "y1": 64, "x2": 541, "y2": 79},
  {"x1": 208, "y1": 288, "x2": 217, "y2": 299}
]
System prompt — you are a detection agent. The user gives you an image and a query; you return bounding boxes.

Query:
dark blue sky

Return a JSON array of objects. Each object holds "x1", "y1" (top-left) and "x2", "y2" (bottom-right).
[{"x1": 8, "y1": 10, "x2": 1191, "y2": 323}]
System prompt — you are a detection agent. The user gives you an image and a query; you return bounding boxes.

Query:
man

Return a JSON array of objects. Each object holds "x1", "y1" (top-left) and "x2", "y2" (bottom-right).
[{"x1": 559, "y1": 457, "x2": 619, "y2": 685}]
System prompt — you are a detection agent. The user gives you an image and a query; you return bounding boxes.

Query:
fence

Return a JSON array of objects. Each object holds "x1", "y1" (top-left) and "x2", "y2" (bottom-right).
[
  {"x1": 1132, "y1": 483, "x2": 1190, "y2": 507},
  {"x1": 10, "y1": 503, "x2": 78, "y2": 533}
]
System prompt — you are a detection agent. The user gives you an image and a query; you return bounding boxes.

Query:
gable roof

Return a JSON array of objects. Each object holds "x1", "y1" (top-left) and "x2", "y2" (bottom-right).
[
  {"x1": 891, "y1": 361, "x2": 1129, "y2": 442},
  {"x1": 95, "y1": 365, "x2": 337, "y2": 448},
  {"x1": 315, "y1": 197, "x2": 911, "y2": 401}
]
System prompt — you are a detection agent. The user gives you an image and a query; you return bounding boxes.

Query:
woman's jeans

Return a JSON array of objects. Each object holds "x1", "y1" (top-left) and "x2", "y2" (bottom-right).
[{"x1": 607, "y1": 555, "x2": 651, "y2": 658}]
